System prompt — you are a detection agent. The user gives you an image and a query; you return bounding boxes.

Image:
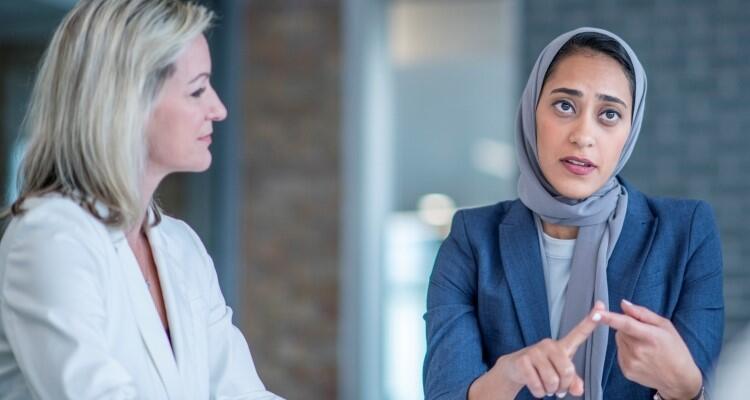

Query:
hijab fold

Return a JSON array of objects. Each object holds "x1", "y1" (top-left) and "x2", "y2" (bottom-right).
[{"x1": 514, "y1": 27, "x2": 647, "y2": 400}]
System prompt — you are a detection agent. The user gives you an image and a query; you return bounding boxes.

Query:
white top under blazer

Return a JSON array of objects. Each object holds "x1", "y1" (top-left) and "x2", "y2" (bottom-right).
[{"x1": 0, "y1": 195, "x2": 282, "y2": 399}]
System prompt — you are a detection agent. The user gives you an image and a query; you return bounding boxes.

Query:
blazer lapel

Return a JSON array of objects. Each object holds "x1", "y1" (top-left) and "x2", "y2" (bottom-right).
[
  {"x1": 602, "y1": 185, "x2": 658, "y2": 389},
  {"x1": 498, "y1": 201, "x2": 552, "y2": 346},
  {"x1": 145, "y1": 226, "x2": 194, "y2": 383},
  {"x1": 111, "y1": 231, "x2": 187, "y2": 399}
]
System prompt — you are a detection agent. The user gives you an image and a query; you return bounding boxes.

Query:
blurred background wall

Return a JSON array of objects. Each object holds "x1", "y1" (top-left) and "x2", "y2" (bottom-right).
[
  {"x1": 241, "y1": 1, "x2": 340, "y2": 398},
  {"x1": 0, "y1": 0, "x2": 749, "y2": 399},
  {"x1": 522, "y1": 0, "x2": 750, "y2": 343}
]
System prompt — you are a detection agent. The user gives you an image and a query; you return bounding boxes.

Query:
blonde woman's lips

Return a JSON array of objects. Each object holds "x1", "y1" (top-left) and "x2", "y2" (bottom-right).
[{"x1": 198, "y1": 134, "x2": 212, "y2": 144}]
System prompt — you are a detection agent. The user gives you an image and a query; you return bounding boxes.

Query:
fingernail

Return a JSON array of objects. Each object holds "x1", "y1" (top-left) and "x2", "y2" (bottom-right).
[
  {"x1": 547, "y1": 393, "x2": 553, "y2": 397},
  {"x1": 622, "y1": 299, "x2": 632, "y2": 306},
  {"x1": 556, "y1": 393, "x2": 567, "y2": 398},
  {"x1": 592, "y1": 312, "x2": 601, "y2": 322}
]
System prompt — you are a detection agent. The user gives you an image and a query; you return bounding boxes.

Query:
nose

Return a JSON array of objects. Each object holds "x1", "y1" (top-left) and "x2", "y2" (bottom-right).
[
  {"x1": 568, "y1": 117, "x2": 595, "y2": 148},
  {"x1": 208, "y1": 90, "x2": 228, "y2": 122}
]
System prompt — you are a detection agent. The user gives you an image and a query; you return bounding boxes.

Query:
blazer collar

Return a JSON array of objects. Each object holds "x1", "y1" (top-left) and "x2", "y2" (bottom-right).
[
  {"x1": 498, "y1": 200, "x2": 552, "y2": 346},
  {"x1": 112, "y1": 221, "x2": 191, "y2": 399},
  {"x1": 497, "y1": 177, "x2": 657, "y2": 390},
  {"x1": 602, "y1": 179, "x2": 657, "y2": 388},
  {"x1": 144, "y1": 225, "x2": 193, "y2": 379}
]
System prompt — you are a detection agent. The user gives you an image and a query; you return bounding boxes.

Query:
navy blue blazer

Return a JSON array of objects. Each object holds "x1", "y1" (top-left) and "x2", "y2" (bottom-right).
[{"x1": 423, "y1": 179, "x2": 724, "y2": 399}]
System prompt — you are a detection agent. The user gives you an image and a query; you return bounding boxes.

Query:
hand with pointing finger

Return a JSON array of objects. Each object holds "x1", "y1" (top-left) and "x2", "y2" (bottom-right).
[
  {"x1": 600, "y1": 299, "x2": 703, "y2": 400},
  {"x1": 469, "y1": 301, "x2": 606, "y2": 400}
]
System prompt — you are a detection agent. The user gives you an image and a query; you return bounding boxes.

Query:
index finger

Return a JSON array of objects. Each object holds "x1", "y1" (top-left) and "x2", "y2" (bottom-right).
[
  {"x1": 559, "y1": 301, "x2": 606, "y2": 357},
  {"x1": 598, "y1": 310, "x2": 651, "y2": 339}
]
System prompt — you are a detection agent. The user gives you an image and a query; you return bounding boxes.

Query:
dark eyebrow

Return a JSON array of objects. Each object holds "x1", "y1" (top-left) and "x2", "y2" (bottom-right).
[
  {"x1": 550, "y1": 87, "x2": 628, "y2": 108},
  {"x1": 550, "y1": 87, "x2": 582, "y2": 97},
  {"x1": 597, "y1": 93, "x2": 627, "y2": 107},
  {"x1": 189, "y1": 72, "x2": 211, "y2": 84}
]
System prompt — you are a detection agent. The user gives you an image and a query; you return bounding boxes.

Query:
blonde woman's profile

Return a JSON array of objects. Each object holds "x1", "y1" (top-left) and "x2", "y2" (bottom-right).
[{"x1": 0, "y1": 1, "x2": 283, "y2": 399}]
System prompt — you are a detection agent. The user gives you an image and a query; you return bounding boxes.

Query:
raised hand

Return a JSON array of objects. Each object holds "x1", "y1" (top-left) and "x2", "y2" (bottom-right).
[
  {"x1": 600, "y1": 299, "x2": 703, "y2": 400},
  {"x1": 469, "y1": 301, "x2": 606, "y2": 399}
]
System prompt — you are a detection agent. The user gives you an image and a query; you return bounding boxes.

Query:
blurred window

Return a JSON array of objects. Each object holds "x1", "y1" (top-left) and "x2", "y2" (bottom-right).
[{"x1": 344, "y1": 0, "x2": 521, "y2": 398}]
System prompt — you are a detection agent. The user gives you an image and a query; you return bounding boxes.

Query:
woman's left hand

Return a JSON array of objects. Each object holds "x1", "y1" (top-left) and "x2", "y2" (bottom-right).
[{"x1": 600, "y1": 299, "x2": 703, "y2": 400}]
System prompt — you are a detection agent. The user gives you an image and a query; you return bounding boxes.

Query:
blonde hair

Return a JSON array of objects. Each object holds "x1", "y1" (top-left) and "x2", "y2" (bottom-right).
[{"x1": 7, "y1": 0, "x2": 213, "y2": 229}]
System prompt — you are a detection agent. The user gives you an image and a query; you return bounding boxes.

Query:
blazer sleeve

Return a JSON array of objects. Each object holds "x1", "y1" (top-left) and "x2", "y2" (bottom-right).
[
  {"x1": 183, "y1": 226, "x2": 283, "y2": 400},
  {"x1": 671, "y1": 201, "x2": 724, "y2": 388},
  {"x1": 0, "y1": 204, "x2": 137, "y2": 399},
  {"x1": 423, "y1": 210, "x2": 488, "y2": 400}
]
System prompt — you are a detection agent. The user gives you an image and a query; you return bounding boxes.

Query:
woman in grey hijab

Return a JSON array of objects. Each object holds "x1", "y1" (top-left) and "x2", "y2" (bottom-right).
[{"x1": 423, "y1": 27, "x2": 723, "y2": 400}]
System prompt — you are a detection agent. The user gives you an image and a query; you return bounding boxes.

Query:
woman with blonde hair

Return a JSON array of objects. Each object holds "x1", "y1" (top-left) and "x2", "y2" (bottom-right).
[{"x1": 0, "y1": 1, "x2": 281, "y2": 398}]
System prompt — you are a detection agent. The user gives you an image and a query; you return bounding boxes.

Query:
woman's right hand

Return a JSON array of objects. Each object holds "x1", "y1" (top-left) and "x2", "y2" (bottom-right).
[{"x1": 468, "y1": 301, "x2": 605, "y2": 399}]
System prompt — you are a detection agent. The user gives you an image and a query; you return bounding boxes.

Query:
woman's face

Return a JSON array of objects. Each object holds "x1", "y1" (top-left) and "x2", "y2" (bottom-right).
[
  {"x1": 536, "y1": 51, "x2": 632, "y2": 200},
  {"x1": 145, "y1": 34, "x2": 227, "y2": 177}
]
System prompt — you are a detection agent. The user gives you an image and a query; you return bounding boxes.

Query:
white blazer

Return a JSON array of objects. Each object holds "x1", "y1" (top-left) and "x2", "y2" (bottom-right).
[{"x1": 0, "y1": 195, "x2": 283, "y2": 400}]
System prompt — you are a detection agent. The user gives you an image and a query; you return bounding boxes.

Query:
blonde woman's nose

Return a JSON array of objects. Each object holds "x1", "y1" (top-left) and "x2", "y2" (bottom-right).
[{"x1": 208, "y1": 89, "x2": 228, "y2": 121}]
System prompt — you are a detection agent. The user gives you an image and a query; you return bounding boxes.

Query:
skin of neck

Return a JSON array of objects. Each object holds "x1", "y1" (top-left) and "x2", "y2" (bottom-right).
[
  {"x1": 125, "y1": 167, "x2": 165, "y2": 245},
  {"x1": 542, "y1": 221, "x2": 579, "y2": 240}
]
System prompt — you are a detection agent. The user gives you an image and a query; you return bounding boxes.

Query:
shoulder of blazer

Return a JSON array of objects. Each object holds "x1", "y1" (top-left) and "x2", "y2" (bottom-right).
[
  {"x1": 451, "y1": 199, "x2": 530, "y2": 253},
  {"x1": 151, "y1": 214, "x2": 213, "y2": 282},
  {"x1": 622, "y1": 178, "x2": 715, "y2": 240},
  {"x1": 6, "y1": 195, "x2": 112, "y2": 246},
  {"x1": 457, "y1": 199, "x2": 523, "y2": 232},
  {"x1": 154, "y1": 215, "x2": 211, "y2": 259},
  {"x1": 453, "y1": 179, "x2": 716, "y2": 247}
]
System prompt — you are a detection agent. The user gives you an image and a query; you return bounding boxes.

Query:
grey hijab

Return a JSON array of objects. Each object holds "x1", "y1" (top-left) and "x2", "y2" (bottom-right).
[{"x1": 515, "y1": 27, "x2": 647, "y2": 399}]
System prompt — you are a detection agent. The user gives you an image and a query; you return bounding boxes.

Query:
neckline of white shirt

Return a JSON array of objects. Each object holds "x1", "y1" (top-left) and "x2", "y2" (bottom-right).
[{"x1": 541, "y1": 231, "x2": 576, "y2": 260}]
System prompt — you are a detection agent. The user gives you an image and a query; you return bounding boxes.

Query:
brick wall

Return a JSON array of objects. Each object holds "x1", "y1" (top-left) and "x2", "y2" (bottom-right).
[
  {"x1": 523, "y1": 0, "x2": 750, "y2": 340},
  {"x1": 240, "y1": 1, "x2": 340, "y2": 398}
]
